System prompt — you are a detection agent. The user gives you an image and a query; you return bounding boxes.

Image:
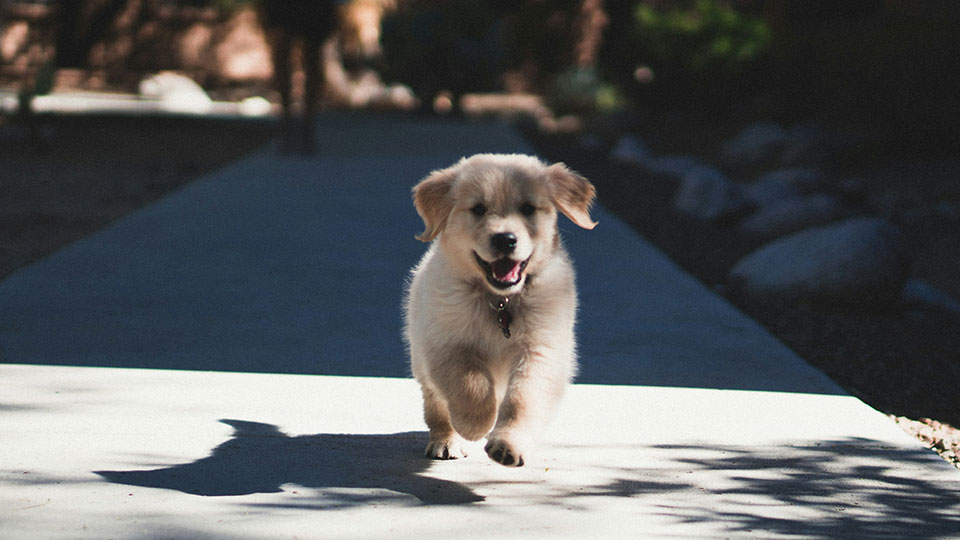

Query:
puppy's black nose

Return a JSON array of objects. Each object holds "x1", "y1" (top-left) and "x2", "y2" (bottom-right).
[{"x1": 491, "y1": 232, "x2": 517, "y2": 254}]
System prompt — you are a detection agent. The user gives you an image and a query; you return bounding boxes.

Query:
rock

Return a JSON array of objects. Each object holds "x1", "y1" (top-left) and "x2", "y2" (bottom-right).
[
  {"x1": 238, "y1": 96, "x2": 272, "y2": 117},
  {"x1": 744, "y1": 168, "x2": 824, "y2": 206},
  {"x1": 897, "y1": 201, "x2": 960, "y2": 236},
  {"x1": 739, "y1": 194, "x2": 850, "y2": 241},
  {"x1": 729, "y1": 217, "x2": 911, "y2": 304},
  {"x1": 836, "y1": 177, "x2": 868, "y2": 204},
  {"x1": 780, "y1": 125, "x2": 827, "y2": 166},
  {"x1": 868, "y1": 190, "x2": 905, "y2": 219},
  {"x1": 648, "y1": 155, "x2": 707, "y2": 180},
  {"x1": 672, "y1": 166, "x2": 750, "y2": 222},
  {"x1": 720, "y1": 122, "x2": 788, "y2": 169},
  {"x1": 386, "y1": 84, "x2": 418, "y2": 110},
  {"x1": 610, "y1": 135, "x2": 653, "y2": 167},
  {"x1": 722, "y1": 123, "x2": 828, "y2": 169},
  {"x1": 0, "y1": 93, "x2": 17, "y2": 112},
  {"x1": 578, "y1": 133, "x2": 605, "y2": 153},
  {"x1": 903, "y1": 279, "x2": 960, "y2": 316},
  {"x1": 139, "y1": 72, "x2": 212, "y2": 114}
]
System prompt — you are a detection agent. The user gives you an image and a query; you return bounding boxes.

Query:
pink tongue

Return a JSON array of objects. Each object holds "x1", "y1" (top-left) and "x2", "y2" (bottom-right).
[{"x1": 491, "y1": 259, "x2": 521, "y2": 282}]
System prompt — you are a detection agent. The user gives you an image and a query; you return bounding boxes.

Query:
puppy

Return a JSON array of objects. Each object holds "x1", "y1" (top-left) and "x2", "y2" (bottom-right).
[{"x1": 404, "y1": 154, "x2": 596, "y2": 467}]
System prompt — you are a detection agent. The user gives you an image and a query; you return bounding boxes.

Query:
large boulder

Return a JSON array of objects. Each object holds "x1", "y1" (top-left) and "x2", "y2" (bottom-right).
[
  {"x1": 729, "y1": 217, "x2": 911, "y2": 304},
  {"x1": 897, "y1": 201, "x2": 960, "y2": 238},
  {"x1": 744, "y1": 168, "x2": 824, "y2": 206},
  {"x1": 647, "y1": 155, "x2": 707, "y2": 181},
  {"x1": 903, "y1": 279, "x2": 960, "y2": 316},
  {"x1": 739, "y1": 194, "x2": 850, "y2": 242},
  {"x1": 139, "y1": 72, "x2": 212, "y2": 114},
  {"x1": 672, "y1": 166, "x2": 750, "y2": 222},
  {"x1": 609, "y1": 135, "x2": 653, "y2": 167},
  {"x1": 720, "y1": 122, "x2": 788, "y2": 170},
  {"x1": 780, "y1": 125, "x2": 827, "y2": 166},
  {"x1": 721, "y1": 123, "x2": 827, "y2": 170}
]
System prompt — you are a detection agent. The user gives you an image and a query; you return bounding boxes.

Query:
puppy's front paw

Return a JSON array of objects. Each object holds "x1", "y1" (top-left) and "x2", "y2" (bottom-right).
[
  {"x1": 484, "y1": 436, "x2": 525, "y2": 467},
  {"x1": 425, "y1": 435, "x2": 469, "y2": 460}
]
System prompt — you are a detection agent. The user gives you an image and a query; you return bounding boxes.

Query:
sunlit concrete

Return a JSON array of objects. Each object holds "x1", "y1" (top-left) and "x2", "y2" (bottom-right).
[{"x1": 2, "y1": 365, "x2": 959, "y2": 540}]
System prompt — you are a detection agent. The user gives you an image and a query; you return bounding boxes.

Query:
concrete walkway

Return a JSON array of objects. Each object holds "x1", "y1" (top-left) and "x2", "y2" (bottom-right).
[{"x1": 2, "y1": 113, "x2": 959, "y2": 539}]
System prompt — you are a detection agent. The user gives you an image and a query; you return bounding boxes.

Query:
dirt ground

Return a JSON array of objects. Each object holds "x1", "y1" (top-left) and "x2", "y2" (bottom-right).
[
  {"x1": 0, "y1": 114, "x2": 277, "y2": 278},
  {"x1": 1, "y1": 110, "x2": 956, "y2": 469}
]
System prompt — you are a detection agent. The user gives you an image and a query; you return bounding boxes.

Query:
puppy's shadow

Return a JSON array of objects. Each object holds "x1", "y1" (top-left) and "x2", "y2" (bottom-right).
[{"x1": 96, "y1": 419, "x2": 482, "y2": 506}]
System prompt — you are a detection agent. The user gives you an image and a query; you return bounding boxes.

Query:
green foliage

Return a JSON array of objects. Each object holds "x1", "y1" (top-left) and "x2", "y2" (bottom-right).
[
  {"x1": 380, "y1": 1, "x2": 508, "y2": 99},
  {"x1": 548, "y1": 66, "x2": 625, "y2": 116},
  {"x1": 632, "y1": 0, "x2": 770, "y2": 75}
]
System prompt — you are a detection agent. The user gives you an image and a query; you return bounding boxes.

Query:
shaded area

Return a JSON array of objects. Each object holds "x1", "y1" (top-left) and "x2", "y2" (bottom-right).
[
  {"x1": 572, "y1": 440, "x2": 960, "y2": 539},
  {"x1": 92, "y1": 426, "x2": 960, "y2": 538},
  {"x1": 0, "y1": 113, "x2": 843, "y2": 396},
  {"x1": 0, "y1": 114, "x2": 276, "y2": 280},
  {"x1": 96, "y1": 419, "x2": 482, "y2": 506}
]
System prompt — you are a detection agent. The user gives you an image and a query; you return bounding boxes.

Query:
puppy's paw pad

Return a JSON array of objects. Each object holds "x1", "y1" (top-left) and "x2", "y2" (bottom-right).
[
  {"x1": 425, "y1": 438, "x2": 469, "y2": 460},
  {"x1": 484, "y1": 438, "x2": 525, "y2": 467}
]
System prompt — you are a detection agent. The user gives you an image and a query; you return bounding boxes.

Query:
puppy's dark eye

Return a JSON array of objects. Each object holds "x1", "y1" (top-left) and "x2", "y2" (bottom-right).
[
  {"x1": 520, "y1": 202, "x2": 536, "y2": 217},
  {"x1": 470, "y1": 203, "x2": 487, "y2": 217}
]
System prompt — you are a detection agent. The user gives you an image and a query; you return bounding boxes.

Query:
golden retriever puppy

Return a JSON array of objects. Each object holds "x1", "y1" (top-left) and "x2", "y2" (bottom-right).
[{"x1": 404, "y1": 154, "x2": 596, "y2": 467}]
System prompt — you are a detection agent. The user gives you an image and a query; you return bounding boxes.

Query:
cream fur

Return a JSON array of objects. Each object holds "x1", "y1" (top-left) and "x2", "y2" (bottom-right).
[{"x1": 403, "y1": 154, "x2": 595, "y2": 467}]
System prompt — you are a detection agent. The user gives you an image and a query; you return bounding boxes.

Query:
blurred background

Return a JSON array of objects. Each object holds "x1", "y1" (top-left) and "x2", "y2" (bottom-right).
[{"x1": 1, "y1": 0, "x2": 957, "y2": 148}]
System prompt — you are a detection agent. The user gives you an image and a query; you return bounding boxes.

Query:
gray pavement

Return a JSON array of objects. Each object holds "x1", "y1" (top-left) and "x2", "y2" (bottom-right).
[{"x1": 2, "y1": 112, "x2": 959, "y2": 539}]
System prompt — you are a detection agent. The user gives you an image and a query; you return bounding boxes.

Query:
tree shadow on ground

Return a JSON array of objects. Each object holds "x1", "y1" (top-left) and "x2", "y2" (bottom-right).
[
  {"x1": 96, "y1": 419, "x2": 482, "y2": 506},
  {"x1": 82, "y1": 424, "x2": 960, "y2": 537},
  {"x1": 576, "y1": 440, "x2": 960, "y2": 539}
]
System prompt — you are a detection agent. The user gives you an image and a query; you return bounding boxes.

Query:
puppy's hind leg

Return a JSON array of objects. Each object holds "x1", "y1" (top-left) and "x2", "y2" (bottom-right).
[{"x1": 421, "y1": 386, "x2": 469, "y2": 460}]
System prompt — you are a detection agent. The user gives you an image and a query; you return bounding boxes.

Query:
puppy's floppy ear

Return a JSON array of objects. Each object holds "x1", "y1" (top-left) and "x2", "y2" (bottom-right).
[
  {"x1": 547, "y1": 162, "x2": 597, "y2": 230},
  {"x1": 412, "y1": 165, "x2": 458, "y2": 242}
]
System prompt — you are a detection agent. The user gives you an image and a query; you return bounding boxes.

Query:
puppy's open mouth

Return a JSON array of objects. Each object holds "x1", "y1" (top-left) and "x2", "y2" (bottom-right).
[{"x1": 474, "y1": 252, "x2": 529, "y2": 289}]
